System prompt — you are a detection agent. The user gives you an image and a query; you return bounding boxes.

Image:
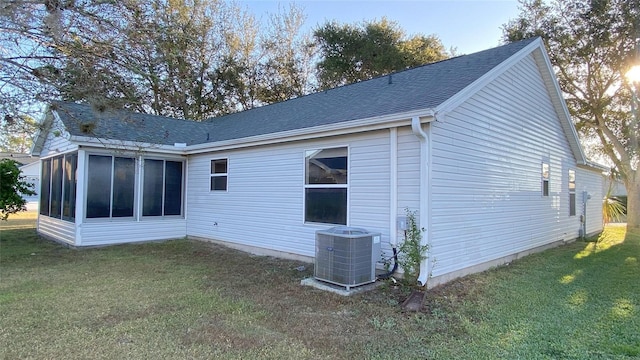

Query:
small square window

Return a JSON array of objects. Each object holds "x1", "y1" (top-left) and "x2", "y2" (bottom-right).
[{"x1": 210, "y1": 159, "x2": 228, "y2": 191}]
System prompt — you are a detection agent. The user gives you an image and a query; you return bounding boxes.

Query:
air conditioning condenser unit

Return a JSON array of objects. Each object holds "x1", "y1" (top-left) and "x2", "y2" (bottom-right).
[{"x1": 315, "y1": 226, "x2": 381, "y2": 290}]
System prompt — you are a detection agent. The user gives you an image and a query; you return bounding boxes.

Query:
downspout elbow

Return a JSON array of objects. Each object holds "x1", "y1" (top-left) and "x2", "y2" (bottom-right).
[{"x1": 411, "y1": 116, "x2": 428, "y2": 141}]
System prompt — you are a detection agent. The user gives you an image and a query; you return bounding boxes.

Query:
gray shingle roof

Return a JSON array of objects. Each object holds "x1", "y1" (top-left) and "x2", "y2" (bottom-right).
[{"x1": 53, "y1": 38, "x2": 537, "y2": 146}]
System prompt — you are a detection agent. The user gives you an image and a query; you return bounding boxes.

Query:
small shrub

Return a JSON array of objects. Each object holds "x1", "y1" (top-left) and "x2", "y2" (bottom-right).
[{"x1": 397, "y1": 208, "x2": 428, "y2": 287}]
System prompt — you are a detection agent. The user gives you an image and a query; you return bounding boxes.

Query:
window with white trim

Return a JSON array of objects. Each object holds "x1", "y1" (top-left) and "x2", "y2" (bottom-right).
[
  {"x1": 210, "y1": 159, "x2": 228, "y2": 191},
  {"x1": 541, "y1": 162, "x2": 550, "y2": 197},
  {"x1": 304, "y1": 147, "x2": 348, "y2": 225},
  {"x1": 569, "y1": 169, "x2": 576, "y2": 216}
]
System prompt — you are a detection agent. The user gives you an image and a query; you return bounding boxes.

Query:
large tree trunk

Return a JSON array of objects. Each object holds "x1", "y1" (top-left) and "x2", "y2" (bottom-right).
[{"x1": 626, "y1": 171, "x2": 640, "y2": 232}]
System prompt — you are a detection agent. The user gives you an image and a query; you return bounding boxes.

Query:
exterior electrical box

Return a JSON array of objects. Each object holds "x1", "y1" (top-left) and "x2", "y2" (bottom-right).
[{"x1": 314, "y1": 226, "x2": 381, "y2": 290}]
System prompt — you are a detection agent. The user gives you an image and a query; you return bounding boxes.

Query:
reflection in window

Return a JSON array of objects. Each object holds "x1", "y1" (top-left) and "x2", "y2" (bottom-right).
[
  {"x1": 541, "y1": 163, "x2": 549, "y2": 197},
  {"x1": 569, "y1": 169, "x2": 576, "y2": 216},
  {"x1": 304, "y1": 147, "x2": 348, "y2": 225}
]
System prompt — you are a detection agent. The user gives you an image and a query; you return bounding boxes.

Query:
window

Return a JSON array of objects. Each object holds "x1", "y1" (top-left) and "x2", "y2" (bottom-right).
[
  {"x1": 40, "y1": 159, "x2": 51, "y2": 216},
  {"x1": 39, "y1": 153, "x2": 78, "y2": 221},
  {"x1": 62, "y1": 153, "x2": 77, "y2": 221},
  {"x1": 86, "y1": 155, "x2": 135, "y2": 218},
  {"x1": 541, "y1": 163, "x2": 550, "y2": 197},
  {"x1": 569, "y1": 169, "x2": 576, "y2": 216},
  {"x1": 210, "y1": 159, "x2": 228, "y2": 191},
  {"x1": 304, "y1": 147, "x2": 348, "y2": 225},
  {"x1": 142, "y1": 159, "x2": 183, "y2": 217}
]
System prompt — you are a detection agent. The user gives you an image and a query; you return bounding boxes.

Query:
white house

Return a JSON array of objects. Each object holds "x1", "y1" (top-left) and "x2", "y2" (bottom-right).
[{"x1": 31, "y1": 38, "x2": 604, "y2": 286}]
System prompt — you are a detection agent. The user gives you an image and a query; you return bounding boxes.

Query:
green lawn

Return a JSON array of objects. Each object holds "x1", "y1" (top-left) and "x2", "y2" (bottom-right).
[{"x1": 1, "y1": 214, "x2": 638, "y2": 359}]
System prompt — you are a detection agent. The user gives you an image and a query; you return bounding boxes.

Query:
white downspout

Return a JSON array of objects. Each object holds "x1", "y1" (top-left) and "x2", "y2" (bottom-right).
[
  {"x1": 389, "y1": 128, "x2": 398, "y2": 247},
  {"x1": 411, "y1": 116, "x2": 430, "y2": 286}
]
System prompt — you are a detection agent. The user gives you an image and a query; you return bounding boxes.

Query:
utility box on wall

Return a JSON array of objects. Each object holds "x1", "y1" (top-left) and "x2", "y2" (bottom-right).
[{"x1": 314, "y1": 226, "x2": 381, "y2": 290}]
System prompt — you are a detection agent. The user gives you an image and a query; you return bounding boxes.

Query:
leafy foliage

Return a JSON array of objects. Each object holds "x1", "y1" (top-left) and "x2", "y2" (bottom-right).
[
  {"x1": 603, "y1": 179, "x2": 627, "y2": 224},
  {"x1": 0, "y1": 159, "x2": 35, "y2": 220},
  {"x1": 397, "y1": 208, "x2": 429, "y2": 287},
  {"x1": 314, "y1": 18, "x2": 449, "y2": 89},
  {"x1": 503, "y1": 0, "x2": 640, "y2": 229}
]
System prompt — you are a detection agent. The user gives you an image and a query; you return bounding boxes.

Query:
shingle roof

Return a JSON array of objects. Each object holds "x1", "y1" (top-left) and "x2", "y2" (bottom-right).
[{"x1": 53, "y1": 38, "x2": 538, "y2": 146}]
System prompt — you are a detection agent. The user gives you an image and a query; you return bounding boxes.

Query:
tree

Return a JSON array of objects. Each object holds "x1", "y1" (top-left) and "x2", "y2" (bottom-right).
[
  {"x1": 313, "y1": 18, "x2": 449, "y2": 89},
  {"x1": 0, "y1": 114, "x2": 37, "y2": 153},
  {"x1": 503, "y1": 0, "x2": 640, "y2": 231},
  {"x1": 0, "y1": 0, "x2": 313, "y2": 124},
  {"x1": 0, "y1": 159, "x2": 36, "y2": 220}
]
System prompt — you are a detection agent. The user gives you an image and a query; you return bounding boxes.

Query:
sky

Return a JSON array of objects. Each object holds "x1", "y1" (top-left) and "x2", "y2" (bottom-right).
[{"x1": 239, "y1": 0, "x2": 522, "y2": 54}]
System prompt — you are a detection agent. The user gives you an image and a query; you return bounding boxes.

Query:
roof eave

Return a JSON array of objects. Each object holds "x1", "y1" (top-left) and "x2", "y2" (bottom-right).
[
  {"x1": 185, "y1": 108, "x2": 436, "y2": 154},
  {"x1": 68, "y1": 136, "x2": 188, "y2": 155}
]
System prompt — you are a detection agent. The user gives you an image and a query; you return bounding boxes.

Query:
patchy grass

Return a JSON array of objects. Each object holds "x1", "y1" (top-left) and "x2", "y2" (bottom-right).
[{"x1": 1, "y1": 215, "x2": 638, "y2": 359}]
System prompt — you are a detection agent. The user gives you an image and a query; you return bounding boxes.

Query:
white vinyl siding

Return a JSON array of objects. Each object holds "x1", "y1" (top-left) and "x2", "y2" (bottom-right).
[
  {"x1": 186, "y1": 131, "x2": 391, "y2": 259},
  {"x1": 577, "y1": 166, "x2": 604, "y2": 236},
  {"x1": 428, "y1": 53, "x2": 583, "y2": 277},
  {"x1": 78, "y1": 219, "x2": 187, "y2": 246},
  {"x1": 37, "y1": 216, "x2": 76, "y2": 245},
  {"x1": 38, "y1": 114, "x2": 78, "y2": 158}
]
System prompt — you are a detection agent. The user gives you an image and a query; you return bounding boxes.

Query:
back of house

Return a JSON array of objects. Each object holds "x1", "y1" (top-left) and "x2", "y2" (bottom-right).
[{"x1": 31, "y1": 38, "x2": 604, "y2": 287}]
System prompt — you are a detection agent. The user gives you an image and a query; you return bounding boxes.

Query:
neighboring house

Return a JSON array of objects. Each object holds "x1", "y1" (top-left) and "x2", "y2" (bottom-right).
[
  {"x1": 31, "y1": 38, "x2": 604, "y2": 287},
  {"x1": 0, "y1": 153, "x2": 40, "y2": 210}
]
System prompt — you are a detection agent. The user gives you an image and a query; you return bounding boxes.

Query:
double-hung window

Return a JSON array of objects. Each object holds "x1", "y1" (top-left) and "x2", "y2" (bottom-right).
[
  {"x1": 304, "y1": 147, "x2": 348, "y2": 225},
  {"x1": 210, "y1": 159, "x2": 228, "y2": 191}
]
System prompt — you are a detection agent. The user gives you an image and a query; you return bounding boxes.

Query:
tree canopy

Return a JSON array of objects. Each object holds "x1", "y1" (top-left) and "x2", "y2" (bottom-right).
[
  {"x1": 503, "y1": 0, "x2": 640, "y2": 230},
  {"x1": 313, "y1": 18, "x2": 449, "y2": 89},
  {"x1": 0, "y1": 0, "x2": 314, "y2": 123}
]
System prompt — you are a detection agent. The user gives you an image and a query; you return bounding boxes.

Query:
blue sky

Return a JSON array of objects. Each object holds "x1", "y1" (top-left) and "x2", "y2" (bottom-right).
[{"x1": 239, "y1": 0, "x2": 522, "y2": 54}]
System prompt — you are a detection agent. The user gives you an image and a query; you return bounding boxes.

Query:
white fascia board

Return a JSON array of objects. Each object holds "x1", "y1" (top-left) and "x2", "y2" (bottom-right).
[
  {"x1": 579, "y1": 160, "x2": 609, "y2": 173},
  {"x1": 435, "y1": 38, "x2": 587, "y2": 166},
  {"x1": 69, "y1": 109, "x2": 435, "y2": 155},
  {"x1": 531, "y1": 44, "x2": 588, "y2": 165},
  {"x1": 31, "y1": 109, "x2": 55, "y2": 156},
  {"x1": 185, "y1": 109, "x2": 436, "y2": 155},
  {"x1": 435, "y1": 38, "x2": 544, "y2": 117},
  {"x1": 68, "y1": 136, "x2": 187, "y2": 154}
]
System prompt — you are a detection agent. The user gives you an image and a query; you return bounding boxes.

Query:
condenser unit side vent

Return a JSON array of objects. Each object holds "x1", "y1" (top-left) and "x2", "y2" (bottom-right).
[{"x1": 315, "y1": 227, "x2": 381, "y2": 290}]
